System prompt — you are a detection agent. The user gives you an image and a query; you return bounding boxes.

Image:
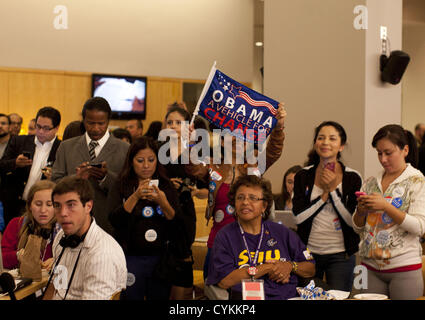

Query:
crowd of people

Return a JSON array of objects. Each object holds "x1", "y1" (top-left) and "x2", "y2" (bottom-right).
[{"x1": 0, "y1": 97, "x2": 424, "y2": 301}]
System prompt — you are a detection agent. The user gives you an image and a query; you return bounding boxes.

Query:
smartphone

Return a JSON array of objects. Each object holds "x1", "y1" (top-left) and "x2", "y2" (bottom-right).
[
  {"x1": 90, "y1": 163, "x2": 102, "y2": 168},
  {"x1": 325, "y1": 162, "x2": 335, "y2": 172},
  {"x1": 23, "y1": 151, "x2": 32, "y2": 159},
  {"x1": 149, "y1": 179, "x2": 159, "y2": 187},
  {"x1": 355, "y1": 191, "x2": 367, "y2": 198}
]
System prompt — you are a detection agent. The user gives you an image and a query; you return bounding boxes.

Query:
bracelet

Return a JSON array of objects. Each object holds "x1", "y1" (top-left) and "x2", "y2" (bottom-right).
[{"x1": 291, "y1": 261, "x2": 298, "y2": 274}]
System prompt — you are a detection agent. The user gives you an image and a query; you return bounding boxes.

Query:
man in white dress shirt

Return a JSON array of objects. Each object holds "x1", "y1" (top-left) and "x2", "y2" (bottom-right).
[
  {"x1": 0, "y1": 107, "x2": 61, "y2": 226},
  {"x1": 43, "y1": 176, "x2": 127, "y2": 300}
]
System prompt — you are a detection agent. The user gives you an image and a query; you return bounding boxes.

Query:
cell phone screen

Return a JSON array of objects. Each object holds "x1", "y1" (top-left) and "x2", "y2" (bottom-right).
[{"x1": 149, "y1": 179, "x2": 159, "y2": 187}]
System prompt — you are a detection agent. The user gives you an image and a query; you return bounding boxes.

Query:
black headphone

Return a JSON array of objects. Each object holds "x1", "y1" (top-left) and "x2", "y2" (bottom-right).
[{"x1": 59, "y1": 233, "x2": 87, "y2": 249}]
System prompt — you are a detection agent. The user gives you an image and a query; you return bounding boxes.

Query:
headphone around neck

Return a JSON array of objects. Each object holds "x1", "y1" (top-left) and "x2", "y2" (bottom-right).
[{"x1": 59, "y1": 233, "x2": 87, "y2": 249}]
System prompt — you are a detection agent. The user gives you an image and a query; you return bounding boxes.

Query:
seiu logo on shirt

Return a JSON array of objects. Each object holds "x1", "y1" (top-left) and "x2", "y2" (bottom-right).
[{"x1": 238, "y1": 249, "x2": 281, "y2": 266}]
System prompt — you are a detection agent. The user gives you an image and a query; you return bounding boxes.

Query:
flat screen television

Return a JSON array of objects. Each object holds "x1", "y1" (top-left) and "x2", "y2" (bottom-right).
[{"x1": 91, "y1": 73, "x2": 147, "y2": 120}]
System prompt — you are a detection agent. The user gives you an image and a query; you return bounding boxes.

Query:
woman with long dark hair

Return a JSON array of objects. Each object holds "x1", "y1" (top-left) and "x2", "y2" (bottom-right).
[
  {"x1": 274, "y1": 165, "x2": 302, "y2": 210},
  {"x1": 292, "y1": 121, "x2": 362, "y2": 292},
  {"x1": 353, "y1": 124, "x2": 425, "y2": 300},
  {"x1": 108, "y1": 136, "x2": 180, "y2": 300},
  {"x1": 161, "y1": 105, "x2": 208, "y2": 300}
]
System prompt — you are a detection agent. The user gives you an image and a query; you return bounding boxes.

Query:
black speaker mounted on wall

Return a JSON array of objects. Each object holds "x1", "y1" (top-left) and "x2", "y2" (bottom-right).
[{"x1": 380, "y1": 50, "x2": 410, "y2": 85}]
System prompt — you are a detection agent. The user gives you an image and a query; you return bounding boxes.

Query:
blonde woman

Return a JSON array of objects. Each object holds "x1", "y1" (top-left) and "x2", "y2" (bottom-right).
[{"x1": 1, "y1": 180, "x2": 59, "y2": 270}]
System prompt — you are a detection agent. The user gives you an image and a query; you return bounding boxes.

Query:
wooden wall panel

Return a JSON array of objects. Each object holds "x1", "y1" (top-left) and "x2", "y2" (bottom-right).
[
  {"x1": 62, "y1": 74, "x2": 91, "y2": 136},
  {"x1": 0, "y1": 72, "x2": 8, "y2": 113},
  {"x1": 0, "y1": 67, "x2": 251, "y2": 137},
  {"x1": 8, "y1": 71, "x2": 65, "y2": 133},
  {"x1": 146, "y1": 78, "x2": 182, "y2": 124}
]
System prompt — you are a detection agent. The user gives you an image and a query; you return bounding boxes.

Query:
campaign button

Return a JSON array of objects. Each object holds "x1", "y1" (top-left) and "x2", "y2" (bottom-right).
[
  {"x1": 376, "y1": 230, "x2": 390, "y2": 246},
  {"x1": 145, "y1": 229, "x2": 157, "y2": 242},
  {"x1": 382, "y1": 212, "x2": 393, "y2": 224},
  {"x1": 215, "y1": 210, "x2": 225, "y2": 223},
  {"x1": 225, "y1": 204, "x2": 235, "y2": 215},
  {"x1": 209, "y1": 181, "x2": 216, "y2": 192},
  {"x1": 391, "y1": 197, "x2": 403, "y2": 209},
  {"x1": 142, "y1": 206, "x2": 154, "y2": 218},
  {"x1": 126, "y1": 273, "x2": 136, "y2": 287}
]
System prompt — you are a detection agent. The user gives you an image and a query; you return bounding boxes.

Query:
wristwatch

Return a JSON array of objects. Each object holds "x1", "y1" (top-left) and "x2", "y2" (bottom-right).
[{"x1": 291, "y1": 261, "x2": 298, "y2": 274}]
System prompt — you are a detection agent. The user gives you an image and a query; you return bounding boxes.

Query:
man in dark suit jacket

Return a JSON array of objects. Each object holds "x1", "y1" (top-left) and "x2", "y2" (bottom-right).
[
  {"x1": 52, "y1": 97, "x2": 129, "y2": 235},
  {"x1": 0, "y1": 107, "x2": 62, "y2": 226}
]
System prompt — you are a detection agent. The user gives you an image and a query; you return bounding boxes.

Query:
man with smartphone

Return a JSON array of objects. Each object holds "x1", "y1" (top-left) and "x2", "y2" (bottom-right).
[
  {"x1": 0, "y1": 107, "x2": 62, "y2": 226},
  {"x1": 52, "y1": 97, "x2": 129, "y2": 235}
]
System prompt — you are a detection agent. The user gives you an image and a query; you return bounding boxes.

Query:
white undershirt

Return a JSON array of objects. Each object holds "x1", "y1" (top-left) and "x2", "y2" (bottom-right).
[
  {"x1": 307, "y1": 183, "x2": 346, "y2": 255},
  {"x1": 22, "y1": 136, "x2": 56, "y2": 200}
]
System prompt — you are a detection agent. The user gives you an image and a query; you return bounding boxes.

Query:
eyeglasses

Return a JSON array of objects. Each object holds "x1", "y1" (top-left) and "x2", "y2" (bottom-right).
[
  {"x1": 36, "y1": 124, "x2": 54, "y2": 131},
  {"x1": 10, "y1": 121, "x2": 22, "y2": 125},
  {"x1": 235, "y1": 194, "x2": 265, "y2": 202}
]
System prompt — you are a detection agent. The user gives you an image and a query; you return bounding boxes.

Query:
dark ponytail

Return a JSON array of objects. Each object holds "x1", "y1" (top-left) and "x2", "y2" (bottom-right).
[{"x1": 372, "y1": 124, "x2": 418, "y2": 168}]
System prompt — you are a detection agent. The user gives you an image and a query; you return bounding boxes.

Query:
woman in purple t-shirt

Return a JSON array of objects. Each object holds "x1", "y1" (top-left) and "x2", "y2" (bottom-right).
[{"x1": 206, "y1": 175, "x2": 315, "y2": 300}]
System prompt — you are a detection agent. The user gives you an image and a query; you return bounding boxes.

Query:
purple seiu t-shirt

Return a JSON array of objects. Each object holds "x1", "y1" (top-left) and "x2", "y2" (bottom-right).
[{"x1": 206, "y1": 220, "x2": 314, "y2": 300}]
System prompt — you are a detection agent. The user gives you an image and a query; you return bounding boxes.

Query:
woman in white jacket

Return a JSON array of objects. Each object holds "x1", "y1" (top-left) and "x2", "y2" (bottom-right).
[{"x1": 353, "y1": 124, "x2": 425, "y2": 300}]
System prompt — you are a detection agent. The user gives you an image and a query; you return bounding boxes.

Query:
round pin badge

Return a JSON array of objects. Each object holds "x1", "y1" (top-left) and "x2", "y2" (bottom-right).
[
  {"x1": 225, "y1": 204, "x2": 235, "y2": 215},
  {"x1": 248, "y1": 266, "x2": 258, "y2": 276},
  {"x1": 142, "y1": 206, "x2": 154, "y2": 218},
  {"x1": 209, "y1": 181, "x2": 216, "y2": 193},
  {"x1": 145, "y1": 229, "x2": 157, "y2": 242},
  {"x1": 382, "y1": 212, "x2": 393, "y2": 224},
  {"x1": 215, "y1": 210, "x2": 225, "y2": 223},
  {"x1": 126, "y1": 273, "x2": 136, "y2": 287},
  {"x1": 376, "y1": 230, "x2": 390, "y2": 246}
]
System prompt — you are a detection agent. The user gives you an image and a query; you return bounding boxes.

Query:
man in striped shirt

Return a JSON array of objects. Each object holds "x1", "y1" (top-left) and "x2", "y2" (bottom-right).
[{"x1": 43, "y1": 176, "x2": 127, "y2": 300}]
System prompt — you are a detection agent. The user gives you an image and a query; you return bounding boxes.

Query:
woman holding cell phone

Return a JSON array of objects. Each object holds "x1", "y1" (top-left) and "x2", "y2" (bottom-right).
[
  {"x1": 108, "y1": 136, "x2": 180, "y2": 300},
  {"x1": 162, "y1": 105, "x2": 209, "y2": 300},
  {"x1": 292, "y1": 121, "x2": 362, "y2": 292},
  {"x1": 353, "y1": 124, "x2": 425, "y2": 300}
]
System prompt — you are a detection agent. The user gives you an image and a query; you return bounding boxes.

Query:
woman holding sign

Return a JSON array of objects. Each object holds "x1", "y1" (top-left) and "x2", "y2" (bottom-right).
[
  {"x1": 186, "y1": 103, "x2": 287, "y2": 280},
  {"x1": 292, "y1": 121, "x2": 362, "y2": 292},
  {"x1": 206, "y1": 175, "x2": 315, "y2": 300},
  {"x1": 108, "y1": 136, "x2": 180, "y2": 300},
  {"x1": 353, "y1": 124, "x2": 425, "y2": 300}
]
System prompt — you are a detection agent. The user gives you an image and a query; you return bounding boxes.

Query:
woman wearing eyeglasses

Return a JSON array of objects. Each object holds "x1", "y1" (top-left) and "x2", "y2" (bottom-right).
[
  {"x1": 186, "y1": 103, "x2": 287, "y2": 280},
  {"x1": 206, "y1": 175, "x2": 315, "y2": 300}
]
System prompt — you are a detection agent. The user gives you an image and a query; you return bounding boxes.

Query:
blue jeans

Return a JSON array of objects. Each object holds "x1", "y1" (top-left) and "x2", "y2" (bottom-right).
[
  {"x1": 122, "y1": 255, "x2": 171, "y2": 300},
  {"x1": 312, "y1": 252, "x2": 356, "y2": 292}
]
